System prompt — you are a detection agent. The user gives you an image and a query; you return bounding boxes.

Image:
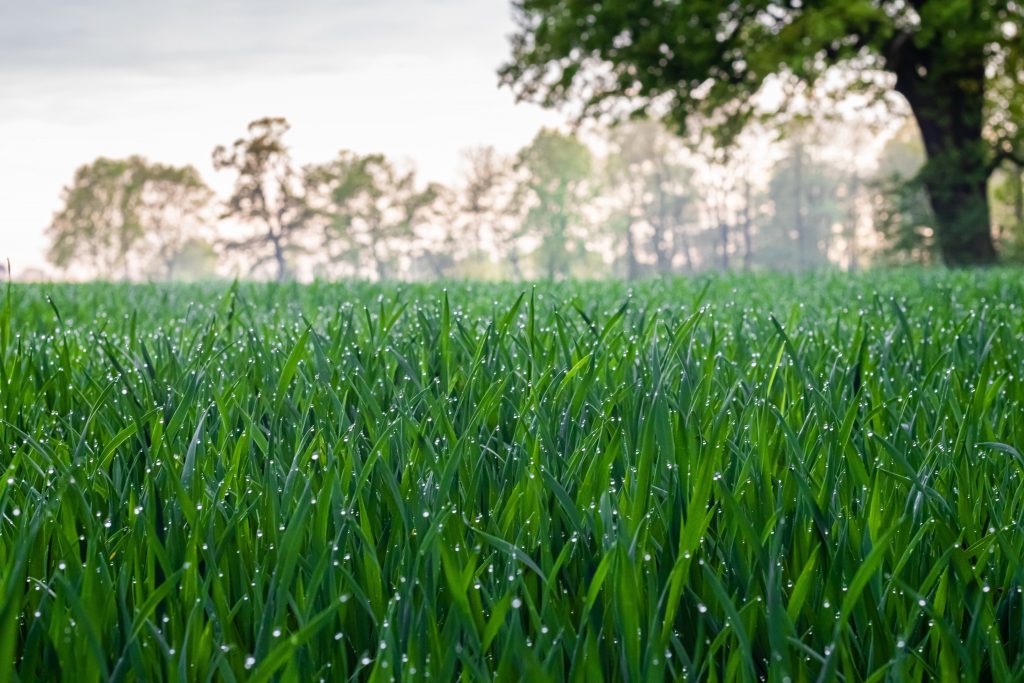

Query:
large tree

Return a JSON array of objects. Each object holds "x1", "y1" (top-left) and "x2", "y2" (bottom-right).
[
  {"x1": 501, "y1": 0, "x2": 1023, "y2": 266},
  {"x1": 213, "y1": 117, "x2": 312, "y2": 281},
  {"x1": 47, "y1": 157, "x2": 211, "y2": 279}
]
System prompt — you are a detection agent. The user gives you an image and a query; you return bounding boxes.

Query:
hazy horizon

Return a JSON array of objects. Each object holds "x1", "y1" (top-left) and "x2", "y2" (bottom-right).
[{"x1": 0, "y1": 0, "x2": 564, "y2": 274}]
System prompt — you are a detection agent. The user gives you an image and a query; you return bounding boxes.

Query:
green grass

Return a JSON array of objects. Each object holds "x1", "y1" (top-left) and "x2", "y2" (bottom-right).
[{"x1": 1, "y1": 270, "x2": 1023, "y2": 682}]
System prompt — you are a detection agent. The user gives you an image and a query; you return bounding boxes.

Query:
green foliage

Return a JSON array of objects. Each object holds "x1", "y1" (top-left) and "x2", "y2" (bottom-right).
[
  {"x1": 2, "y1": 272, "x2": 1024, "y2": 680},
  {"x1": 306, "y1": 152, "x2": 444, "y2": 280},
  {"x1": 501, "y1": 0, "x2": 1023, "y2": 265},
  {"x1": 501, "y1": 0, "x2": 1018, "y2": 147},
  {"x1": 213, "y1": 118, "x2": 313, "y2": 282},
  {"x1": 47, "y1": 158, "x2": 211, "y2": 279},
  {"x1": 516, "y1": 129, "x2": 593, "y2": 279}
]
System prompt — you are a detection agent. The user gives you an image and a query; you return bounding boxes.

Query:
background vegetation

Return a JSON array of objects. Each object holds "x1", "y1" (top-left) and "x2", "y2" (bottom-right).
[{"x1": 41, "y1": 115, "x2": 1024, "y2": 282}]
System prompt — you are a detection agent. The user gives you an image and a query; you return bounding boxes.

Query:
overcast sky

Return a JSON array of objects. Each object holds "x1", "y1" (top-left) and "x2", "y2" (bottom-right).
[{"x1": 0, "y1": 0, "x2": 563, "y2": 274}]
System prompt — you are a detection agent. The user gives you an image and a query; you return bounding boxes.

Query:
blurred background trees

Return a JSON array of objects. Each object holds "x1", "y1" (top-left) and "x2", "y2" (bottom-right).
[
  {"x1": 500, "y1": 0, "x2": 1022, "y2": 267},
  {"x1": 31, "y1": 1, "x2": 1024, "y2": 281},
  {"x1": 515, "y1": 129, "x2": 593, "y2": 280},
  {"x1": 212, "y1": 117, "x2": 312, "y2": 282},
  {"x1": 47, "y1": 157, "x2": 211, "y2": 280},
  {"x1": 45, "y1": 109, "x2": 1023, "y2": 282}
]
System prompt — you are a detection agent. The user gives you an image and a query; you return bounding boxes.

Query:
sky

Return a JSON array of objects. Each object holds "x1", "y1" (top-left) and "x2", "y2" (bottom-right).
[{"x1": 0, "y1": 0, "x2": 564, "y2": 275}]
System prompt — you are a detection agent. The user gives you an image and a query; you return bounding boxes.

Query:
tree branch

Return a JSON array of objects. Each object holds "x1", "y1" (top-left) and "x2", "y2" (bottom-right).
[{"x1": 989, "y1": 147, "x2": 1024, "y2": 176}]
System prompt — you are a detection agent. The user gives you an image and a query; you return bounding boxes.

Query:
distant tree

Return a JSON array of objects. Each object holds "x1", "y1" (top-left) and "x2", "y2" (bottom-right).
[
  {"x1": 458, "y1": 146, "x2": 507, "y2": 256},
  {"x1": 141, "y1": 166, "x2": 215, "y2": 279},
  {"x1": 991, "y1": 163, "x2": 1024, "y2": 259},
  {"x1": 213, "y1": 117, "x2": 312, "y2": 281},
  {"x1": 687, "y1": 132, "x2": 751, "y2": 273},
  {"x1": 605, "y1": 121, "x2": 697, "y2": 276},
  {"x1": 47, "y1": 157, "x2": 212, "y2": 279},
  {"x1": 596, "y1": 151, "x2": 640, "y2": 279},
  {"x1": 759, "y1": 141, "x2": 844, "y2": 270},
  {"x1": 305, "y1": 151, "x2": 380, "y2": 276},
  {"x1": 700, "y1": 156, "x2": 737, "y2": 272},
  {"x1": 987, "y1": 36, "x2": 1024, "y2": 258},
  {"x1": 410, "y1": 185, "x2": 463, "y2": 280},
  {"x1": 831, "y1": 123, "x2": 877, "y2": 272},
  {"x1": 515, "y1": 129, "x2": 593, "y2": 279},
  {"x1": 871, "y1": 119, "x2": 938, "y2": 262},
  {"x1": 306, "y1": 151, "x2": 441, "y2": 280},
  {"x1": 501, "y1": 0, "x2": 1023, "y2": 266},
  {"x1": 456, "y1": 147, "x2": 529, "y2": 279}
]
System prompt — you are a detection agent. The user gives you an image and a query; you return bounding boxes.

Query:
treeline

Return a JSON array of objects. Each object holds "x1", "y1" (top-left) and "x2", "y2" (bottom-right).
[{"x1": 46, "y1": 116, "x2": 1024, "y2": 281}]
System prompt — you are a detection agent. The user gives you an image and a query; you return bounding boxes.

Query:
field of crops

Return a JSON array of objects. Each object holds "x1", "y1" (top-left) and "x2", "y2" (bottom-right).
[{"x1": 1, "y1": 271, "x2": 1023, "y2": 682}]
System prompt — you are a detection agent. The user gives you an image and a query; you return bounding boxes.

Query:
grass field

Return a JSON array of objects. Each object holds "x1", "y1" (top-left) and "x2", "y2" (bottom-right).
[{"x1": 2, "y1": 271, "x2": 1023, "y2": 682}]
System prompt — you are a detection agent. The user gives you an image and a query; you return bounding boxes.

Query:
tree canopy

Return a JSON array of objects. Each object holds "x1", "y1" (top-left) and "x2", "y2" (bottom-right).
[
  {"x1": 501, "y1": 0, "x2": 1024, "y2": 266},
  {"x1": 306, "y1": 152, "x2": 443, "y2": 280},
  {"x1": 213, "y1": 117, "x2": 313, "y2": 281},
  {"x1": 516, "y1": 129, "x2": 593, "y2": 279},
  {"x1": 47, "y1": 157, "x2": 210, "y2": 279}
]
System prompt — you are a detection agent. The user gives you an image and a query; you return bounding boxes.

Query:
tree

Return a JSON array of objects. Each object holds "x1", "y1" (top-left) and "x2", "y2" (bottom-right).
[
  {"x1": 213, "y1": 117, "x2": 312, "y2": 281},
  {"x1": 871, "y1": 118, "x2": 939, "y2": 262},
  {"x1": 605, "y1": 120, "x2": 697, "y2": 276},
  {"x1": 458, "y1": 146, "x2": 506, "y2": 256},
  {"x1": 515, "y1": 129, "x2": 593, "y2": 280},
  {"x1": 47, "y1": 157, "x2": 212, "y2": 279},
  {"x1": 141, "y1": 166, "x2": 215, "y2": 279},
  {"x1": 991, "y1": 163, "x2": 1024, "y2": 258},
  {"x1": 456, "y1": 147, "x2": 529, "y2": 279},
  {"x1": 305, "y1": 151, "x2": 380, "y2": 277},
  {"x1": 759, "y1": 141, "x2": 844, "y2": 270},
  {"x1": 306, "y1": 151, "x2": 442, "y2": 280},
  {"x1": 501, "y1": 0, "x2": 1024, "y2": 266}
]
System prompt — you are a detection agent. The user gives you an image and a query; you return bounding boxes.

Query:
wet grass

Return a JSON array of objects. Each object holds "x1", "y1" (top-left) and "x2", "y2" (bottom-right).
[{"x1": 1, "y1": 270, "x2": 1023, "y2": 681}]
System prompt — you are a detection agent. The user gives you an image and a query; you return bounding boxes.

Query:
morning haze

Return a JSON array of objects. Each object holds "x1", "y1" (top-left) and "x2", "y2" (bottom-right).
[
  {"x1": 0, "y1": 0, "x2": 561, "y2": 276},
  {"x1": 3, "y1": 2, "x2": 1024, "y2": 682},
  {"x1": 4, "y1": 1, "x2": 1022, "y2": 281}
]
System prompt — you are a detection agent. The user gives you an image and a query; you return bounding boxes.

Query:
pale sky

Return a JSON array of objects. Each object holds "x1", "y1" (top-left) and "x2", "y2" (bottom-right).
[{"x1": 0, "y1": 0, "x2": 563, "y2": 274}]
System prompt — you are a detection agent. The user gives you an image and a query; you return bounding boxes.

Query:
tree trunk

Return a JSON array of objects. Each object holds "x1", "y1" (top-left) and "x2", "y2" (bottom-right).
[
  {"x1": 652, "y1": 226, "x2": 672, "y2": 273},
  {"x1": 508, "y1": 249, "x2": 523, "y2": 281},
  {"x1": 653, "y1": 193, "x2": 672, "y2": 274},
  {"x1": 718, "y1": 221, "x2": 729, "y2": 271},
  {"x1": 895, "y1": 57, "x2": 997, "y2": 266},
  {"x1": 271, "y1": 235, "x2": 287, "y2": 282},
  {"x1": 677, "y1": 230, "x2": 694, "y2": 273},
  {"x1": 713, "y1": 197, "x2": 729, "y2": 271}
]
